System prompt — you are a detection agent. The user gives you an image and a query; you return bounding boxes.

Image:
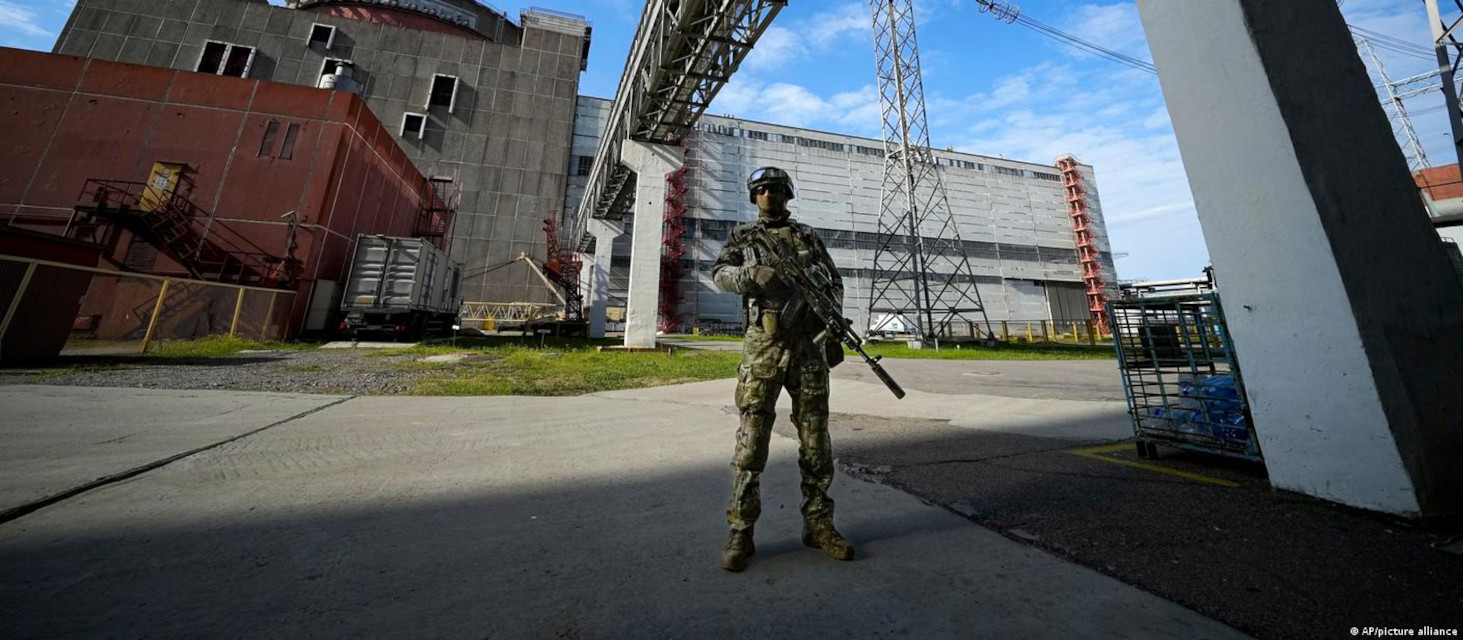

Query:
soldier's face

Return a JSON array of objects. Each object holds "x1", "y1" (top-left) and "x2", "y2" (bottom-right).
[{"x1": 755, "y1": 186, "x2": 790, "y2": 213}]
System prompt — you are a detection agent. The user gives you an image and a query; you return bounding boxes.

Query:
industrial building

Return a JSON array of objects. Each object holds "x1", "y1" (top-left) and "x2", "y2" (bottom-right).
[
  {"x1": 0, "y1": 46, "x2": 443, "y2": 356},
  {"x1": 54, "y1": 0, "x2": 592, "y2": 307},
  {"x1": 19, "y1": 0, "x2": 1116, "y2": 344},
  {"x1": 566, "y1": 96, "x2": 1119, "y2": 334}
]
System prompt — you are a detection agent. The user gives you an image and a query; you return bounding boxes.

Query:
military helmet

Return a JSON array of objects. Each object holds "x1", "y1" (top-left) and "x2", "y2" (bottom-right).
[{"x1": 747, "y1": 166, "x2": 795, "y2": 204}]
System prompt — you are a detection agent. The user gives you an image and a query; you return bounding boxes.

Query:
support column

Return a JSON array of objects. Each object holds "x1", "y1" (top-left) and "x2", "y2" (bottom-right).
[
  {"x1": 620, "y1": 140, "x2": 684, "y2": 348},
  {"x1": 1138, "y1": 0, "x2": 1463, "y2": 517},
  {"x1": 585, "y1": 218, "x2": 622, "y2": 339}
]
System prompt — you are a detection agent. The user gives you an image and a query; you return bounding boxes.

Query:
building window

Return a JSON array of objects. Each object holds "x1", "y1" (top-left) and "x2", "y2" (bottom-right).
[
  {"x1": 428, "y1": 74, "x2": 459, "y2": 110},
  {"x1": 316, "y1": 58, "x2": 353, "y2": 89},
  {"x1": 797, "y1": 137, "x2": 845, "y2": 152},
  {"x1": 575, "y1": 155, "x2": 594, "y2": 177},
  {"x1": 308, "y1": 24, "x2": 337, "y2": 50},
  {"x1": 320, "y1": 58, "x2": 351, "y2": 77},
  {"x1": 278, "y1": 123, "x2": 301, "y2": 160},
  {"x1": 402, "y1": 113, "x2": 427, "y2": 139},
  {"x1": 259, "y1": 120, "x2": 280, "y2": 157},
  {"x1": 746, "y1": 130, "x2": 769, "y2": 141},
  {"x1": 197, "y1": 41, "x2": 255, "y2": 78}
]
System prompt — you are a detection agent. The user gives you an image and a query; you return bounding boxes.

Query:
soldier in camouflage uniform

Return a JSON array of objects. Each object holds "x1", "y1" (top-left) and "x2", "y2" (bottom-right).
[{"x1": 712, "y1": 167, "x2": 855, "y2": 572}]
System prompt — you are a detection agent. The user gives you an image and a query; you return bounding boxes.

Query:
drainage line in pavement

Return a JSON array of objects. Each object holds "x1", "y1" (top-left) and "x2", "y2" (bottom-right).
[{"x1": 0, "y1": 395, "x2": 358, "y2": 526}]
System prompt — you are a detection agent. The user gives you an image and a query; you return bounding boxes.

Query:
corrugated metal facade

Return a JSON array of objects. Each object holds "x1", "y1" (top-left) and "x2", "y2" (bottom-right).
[{"x1": 566, "y1": 96, "x2": 1120, "y2": 331}]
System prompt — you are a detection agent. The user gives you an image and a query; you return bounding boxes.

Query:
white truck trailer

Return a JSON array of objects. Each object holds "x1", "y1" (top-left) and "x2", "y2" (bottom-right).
[{"x1": 340, "y1": 235, "x2": 461, "y2": 340}]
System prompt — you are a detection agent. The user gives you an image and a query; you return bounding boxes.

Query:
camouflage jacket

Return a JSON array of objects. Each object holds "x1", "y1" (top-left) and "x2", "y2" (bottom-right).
[{"x1": 712, "y1": 217, "x2": 844, "y2": 320}]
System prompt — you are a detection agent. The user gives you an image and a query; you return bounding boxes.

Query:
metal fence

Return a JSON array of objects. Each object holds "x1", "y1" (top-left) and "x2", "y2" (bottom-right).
[
  {"x1": 903, "y1": 319, "x2": 1107, "y2": 344},
  {"x1": 683, "y1": 317, "x2": 1109, "y2": 343},
  {"x1": 1, "y1": 254, "x2": 295, "y2": 358}
]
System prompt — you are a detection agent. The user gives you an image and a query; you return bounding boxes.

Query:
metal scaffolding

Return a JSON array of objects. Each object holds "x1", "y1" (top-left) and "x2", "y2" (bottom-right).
[
  {"x1": 1056, "y1": 155, "x2": 1110, "y2": 332},
  {"x1": 866, "y1": 0, "x2": 994, "y2": 342}
]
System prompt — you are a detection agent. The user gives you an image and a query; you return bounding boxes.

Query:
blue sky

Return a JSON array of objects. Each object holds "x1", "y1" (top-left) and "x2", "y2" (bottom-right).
[{"x1": 0, "y1": 0, "x2": 1447, "y2": 280}]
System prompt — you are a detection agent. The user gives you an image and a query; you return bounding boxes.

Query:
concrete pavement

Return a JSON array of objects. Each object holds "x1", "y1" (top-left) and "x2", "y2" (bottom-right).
[
  {"x1": 0, "y1": 386, "x2": 346, "y2": 515},
  {"x1": 0, "y1": 379, "x2": 1246, "y2": 639},
  {"x1": 602, "y1": 359, "x2": 1133, "y2": 441}
]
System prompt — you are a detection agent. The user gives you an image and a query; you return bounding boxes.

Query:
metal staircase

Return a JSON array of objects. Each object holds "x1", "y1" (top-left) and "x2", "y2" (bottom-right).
[{"x1": 66, "y1": 180, "x2": 299, "y2": 289}]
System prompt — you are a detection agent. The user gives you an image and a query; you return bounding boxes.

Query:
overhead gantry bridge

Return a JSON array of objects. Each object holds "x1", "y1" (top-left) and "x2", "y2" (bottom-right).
[{"x1": 567, "y1": 0, "x2": 785, "y2": 345}]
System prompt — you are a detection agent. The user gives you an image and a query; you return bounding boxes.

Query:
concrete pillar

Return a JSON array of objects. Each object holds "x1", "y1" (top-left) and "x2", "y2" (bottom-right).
[
  {"x1": 585, "y1": 218, "x2": 621, "y2": 339},
  {"x1": 619, "y1": 140, "x2": 684, "y2": 348},
  {"x1": 1137, "y1": 0, "x2": 1463, "y2": 517}
]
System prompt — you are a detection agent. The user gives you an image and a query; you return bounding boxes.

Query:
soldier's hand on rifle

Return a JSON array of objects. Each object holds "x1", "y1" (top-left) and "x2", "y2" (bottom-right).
[{"x1": 750, "y1": 266, "x2": 790, "y2": 296}]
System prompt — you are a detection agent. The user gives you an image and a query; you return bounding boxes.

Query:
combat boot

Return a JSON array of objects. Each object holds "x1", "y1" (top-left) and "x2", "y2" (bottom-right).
[
  {"x1": 802, "y1": 520, "x2": 854, "y2": 561},
  {"x1": 720, "y1": 527, "x2": 756, "y2": 572}
]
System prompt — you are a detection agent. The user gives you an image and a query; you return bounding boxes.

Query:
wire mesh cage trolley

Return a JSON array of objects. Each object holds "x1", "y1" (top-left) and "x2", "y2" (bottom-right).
[{"x1": 1108, "y1": 278, "x2": 1261, "y2": 462}]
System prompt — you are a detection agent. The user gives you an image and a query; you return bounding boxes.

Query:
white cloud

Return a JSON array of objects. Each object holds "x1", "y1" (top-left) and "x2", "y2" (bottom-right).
[
  {"x1": 742, "y1": 2, "x2": 870, "y2": 71},
  {"x1": 743, "y1": 26, "x2": 803, "y2": 71},
  {"x1": 713, "y1": 77, "x2": 881, "y2": 133},
  {"x1": 1064, "y1": 3, "x2": 1150, "y2": 60},
  {"x1": 0, "y1": 1, "x2": 50, "y2": 37}
]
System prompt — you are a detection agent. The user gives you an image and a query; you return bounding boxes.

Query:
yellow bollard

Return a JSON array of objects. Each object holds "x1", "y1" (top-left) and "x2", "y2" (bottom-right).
[
  {"x1": 229, "y1": 288, "x2": 246, "y2": 337},
  {"x1": 1088, "y1": 320, "x2": 1098, "y2": 345},
  {"x1": 0, "y1": 262, "x2": 38, "y2": 357},
  {"x1": 263, "y1": 291, "x2": 278, "y2": 341},
  {"x1": 140, "y1": 278, "x2": 172, "y2": 353},
  {"x1": 1001, "y1": 321, "x2": 1009, "y2": 341},
  {"x1": 1025, "y1": 322, "x2": 1033, "y2": 343}
]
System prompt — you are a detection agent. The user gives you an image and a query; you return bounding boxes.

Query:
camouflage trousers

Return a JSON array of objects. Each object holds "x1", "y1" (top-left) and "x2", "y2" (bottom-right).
[{"x1": 726, "y1": 322, "x2": 834, "y2": 531}]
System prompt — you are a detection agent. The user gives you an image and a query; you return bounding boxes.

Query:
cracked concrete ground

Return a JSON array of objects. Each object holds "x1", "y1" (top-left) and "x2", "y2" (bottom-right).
[
  {"x1": 605, "y1": 359, "x2": 1463, "y2": 640},
  {"x1": 4, "y1": 355, "x2": 1458, "y2": 639},
  {"x1": 0, "y1": 373, "x2": 1247, "y2": 640}
]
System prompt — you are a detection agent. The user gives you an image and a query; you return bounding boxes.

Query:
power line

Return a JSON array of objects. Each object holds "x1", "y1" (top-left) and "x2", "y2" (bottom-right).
[
  {"x1": 1010, "y1": 13, "x2": 1157, "y2": 74},
  {"x1": 971, "y1": 1, "x2": 1438, "y2": 76},
  {"x1": 1348, "y1": 24, "x2": 1435, "y2": 57}
]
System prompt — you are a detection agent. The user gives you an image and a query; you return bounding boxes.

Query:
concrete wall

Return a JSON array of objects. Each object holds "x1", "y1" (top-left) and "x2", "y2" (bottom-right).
[
  {"x1": 568, "y1": 96, "x2": 1119, "y2": 332},
  {"x1": 1139, "y1": 0, "x2": 1463, "y2": 517},
  {"x1": 54, "y1": 0, "x2": 590, "y2": 306},
  {"x1": 0, "y1": 47, "x2": 433, "y2": 334}
]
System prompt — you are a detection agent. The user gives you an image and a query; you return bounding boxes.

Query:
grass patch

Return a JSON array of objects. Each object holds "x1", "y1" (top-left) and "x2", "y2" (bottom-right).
[
  {"x1": 855, "y1": 340, "x2": 1114, "y2": 361},
  {"x1": 666, "y1": 334, "x2": 744, "y2": 343},
  {"x1": 409, "y1": 344, "x2": 740, "y2": 396},
  {"x1": 366, "y1": 336, "x2": 620, "y2": 358},
  {"x1": 148, "y1": 335, "x2": 316, "y2": 358}
]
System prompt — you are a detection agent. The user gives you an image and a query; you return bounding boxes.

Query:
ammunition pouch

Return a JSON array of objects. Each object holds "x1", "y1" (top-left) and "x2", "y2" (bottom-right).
[
  {"x1": 819, "y1": 329, "x2": 845, "y2": 368},
  {"x1": 760, "y1": 309, "x2": 779, "y2": 336},
  {"x1": 825, "y1": 338, "x2": 845, "y2": 368}
]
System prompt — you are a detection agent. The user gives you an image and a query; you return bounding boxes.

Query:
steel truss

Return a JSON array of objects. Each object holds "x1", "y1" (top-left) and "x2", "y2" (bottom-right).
[
  {"x1": 1358, "y1": 37, "x2": 1431, "y2": 171},
  {"x1": 1426, "y1": 0, "x2": 1463, "y2": 172},
  {"x1": 866, "y1": 0, "x2": 994, "y2": 342},
  {"x1": 459, "y1": 302, "x2": 561, "y2": 322},
  {"x1": 570, "y1": 0, "x2": 785, "y2": 253}
]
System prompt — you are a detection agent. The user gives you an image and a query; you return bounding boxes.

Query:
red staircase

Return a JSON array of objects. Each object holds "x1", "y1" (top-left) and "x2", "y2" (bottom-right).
[
  {"x1": 415, "y1": 176, "x2": 458, "y2": 251},
  {"x1": 541, "y1": 216, "x2": 584, "y2": 322},
  {"x1": 67, "y1": 180, "x2": 299, "y2": 288},
  {"x1": 1056, "y1": 155, "x2": 1111, "y2": 333},
  {"x1": 660, "y1": 165, "x2": 689, "y2": 334}
]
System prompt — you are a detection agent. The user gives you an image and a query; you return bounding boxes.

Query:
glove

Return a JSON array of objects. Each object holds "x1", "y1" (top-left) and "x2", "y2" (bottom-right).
[{"x1": 750, "y1": 266, "x2": 788, "y2": 296}]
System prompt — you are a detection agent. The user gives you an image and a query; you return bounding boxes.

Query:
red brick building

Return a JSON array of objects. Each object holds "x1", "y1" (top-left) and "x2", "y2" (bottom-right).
[{"x1": 0, "y1": 47, "x2": 449, "y2": 347}]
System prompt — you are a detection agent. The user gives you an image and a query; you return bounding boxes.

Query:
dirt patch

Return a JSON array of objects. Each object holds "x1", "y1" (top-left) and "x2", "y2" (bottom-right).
[{"x1": 5, "y1": 349, "x2": 437, "y2": 395}]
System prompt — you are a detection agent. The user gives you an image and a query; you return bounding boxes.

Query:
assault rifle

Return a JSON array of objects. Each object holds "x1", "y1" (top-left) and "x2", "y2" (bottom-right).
[{"x1": 749, "y1": 227, "x2": 906, "y2": 400}]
